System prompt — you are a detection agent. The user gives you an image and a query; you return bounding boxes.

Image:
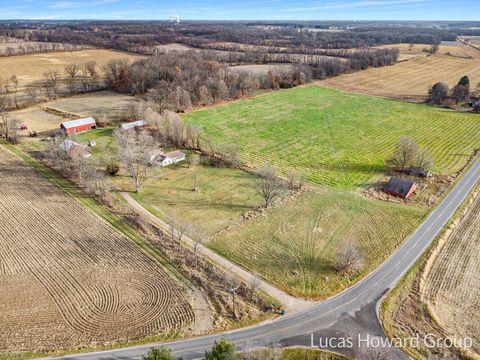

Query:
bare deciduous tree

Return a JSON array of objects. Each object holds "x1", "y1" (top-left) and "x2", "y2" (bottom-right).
[
  {"x1": 43, "y1": 69, "x2": 60, "y2": 99},
  {"x1": 386, "y1": 137, "x2": 419, "y2": 171},
  {"x1": 224, "y1": 143, "x2": 241, "y2": 167},
  {"x1": 0, "y1": 112, "x2": 19, "y2": 143},
  {"x1": 166, "y1": 210, "x2": 191, "y2": 244},
  {"x1": 65, "y1": 63, "x2": 79, "y2": 95},
  {"x1": 26, "y1": 85, "x2": 40, "y2": 103},
  {"x1": 255, "y1": 163, "x2": 286, "y2": 208},
  {"x1": 287, "y1": 171, "x2": 304, "y2": 190},
  {"x1": 415, "y1": 148, "x2": 434, "y2": 170},
  {"x1": 190, "y1": 225, "x2": 207, "y2": 269},
  {"x1": 115, "y1": 129, "x2": 156, "y2": 192},
  {"x1": 333, "y1": 240, "x2": 364, "y2": 275}
]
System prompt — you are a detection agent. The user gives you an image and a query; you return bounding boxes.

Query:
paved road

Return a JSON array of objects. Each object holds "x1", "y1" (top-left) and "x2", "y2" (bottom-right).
[
  {"x1": 52, "y1": 158, "x2": 480, "y2": 360},
  {"x1": 120, "y1": 192, "x2": 313, "y2": 313}
]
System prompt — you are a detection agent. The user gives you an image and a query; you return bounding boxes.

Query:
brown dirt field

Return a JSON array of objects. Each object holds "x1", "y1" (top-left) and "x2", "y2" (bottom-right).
[
  {"x1": 9, "y1": 107, "x2": 66, "y2": 138},
  {"x1": 382, "y1": 190, "x2": 480, "y2": 359},
  {"x1": 155, "y1": 43, "x2": 195, "y2": 51},
  {"x1": 320, "y1": 45, "x2": 480, "y2": 101},
  {"x1": 459, "y1": 36, "x2": 480, "y2": 47},
  {"x1": 45, "y1": 91, "x2": 140, "y2": 122},
  {"x1": 229, "y1": 63, "x2": 294, "y2": 75},
  {"x1": 375, "y1": 43, "x2": 472, "y2": 61},
  {"x1": 7, "y1": 91, "x2": 139, "y2": 139},
  {"x1": 422, "y1": 192, "x2": 480, "y2": 356},
  {"x1": 0, "y1": 49, "x2": 145, "y2": 90},
  {"x1": 0, "y1": 148, "x2": 194, "y2": 355}
]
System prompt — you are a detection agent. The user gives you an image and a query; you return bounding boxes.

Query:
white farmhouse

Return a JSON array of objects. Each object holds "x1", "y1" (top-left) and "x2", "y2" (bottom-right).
[{"x1": 153, "y1": 150, "x2": 186, "y2": 167}]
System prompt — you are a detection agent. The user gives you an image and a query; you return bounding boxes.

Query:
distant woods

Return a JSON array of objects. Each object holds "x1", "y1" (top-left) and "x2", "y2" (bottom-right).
[
  {"x1": 5, "y1": 22, "x2": 462, "y2": 52},
  {"x1": 102, "y1": 49, "x2": 398, "y2": 113},
  {"x1": 0, "y1": 38, "x2": 92, "y2": 57}
]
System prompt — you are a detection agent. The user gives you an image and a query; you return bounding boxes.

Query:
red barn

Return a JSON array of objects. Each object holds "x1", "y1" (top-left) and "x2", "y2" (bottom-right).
[
  {"x1": 60, "y1": 117, "x2": 97, "y2": 135},
  {"x1": 384, "y1": 177, "x2": 417, "y2": 199}
]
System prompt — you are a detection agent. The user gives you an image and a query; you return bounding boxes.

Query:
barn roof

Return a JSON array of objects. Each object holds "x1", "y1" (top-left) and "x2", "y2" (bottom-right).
[
  {"x1": 384, "y1": 177, "x2": 416, "y2": 196},
  {"x1": 61, "y1": 117, "x2": 96, "y2": 129},
  {"x1": 121, "y1": 120, "x2": 146, "y2": 130}
]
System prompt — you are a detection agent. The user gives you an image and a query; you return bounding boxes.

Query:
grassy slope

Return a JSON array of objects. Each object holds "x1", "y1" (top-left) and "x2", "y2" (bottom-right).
[
  {"x1": 183, "y1": 85, "x2": 480, "y2": 188},
  {"x1": 210, "y1": 189, "x2": 425, "y2": 298}
]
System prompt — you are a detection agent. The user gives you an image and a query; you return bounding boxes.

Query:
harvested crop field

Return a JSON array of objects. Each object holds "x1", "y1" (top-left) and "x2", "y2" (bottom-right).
[
  {"x1": 229, "y1": 64, "x2": 293, "y2": 75},
  {"x1": 422, "y1": 193, "x2": 480, "y2": 355},
  {"x1": 0, "y1": 49, "x2": 144, "y2": 90},
  {"x1": 0, "y1": 148, "x2": 194, "y2": 355},
  {"x1": 382, "y1": 190, "x2": 480, "y2": 358},
  {"x1": 210, "y1": 189, "x2": 425, "y2": 298},
  {"x1": 320, "y1": 45, "x2": 480, "y2": 101},
  {"x1": 183, "y1": 86, "x2": 480, "y2": 188},
  {"x1": 45, "y1": 91, "x2": 140, "y2": 122},
  {"x1": 375, "y1": 42, "x2": 471, "y2": 61}
]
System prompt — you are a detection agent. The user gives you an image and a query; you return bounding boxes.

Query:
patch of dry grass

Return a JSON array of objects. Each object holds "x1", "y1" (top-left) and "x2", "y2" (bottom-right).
[
  {"x1": 321, "y1": 45, "x2": 480, "y2": 101},
  {"x1": 0, "y1": 49, "x2": 145, "y2": 90}
]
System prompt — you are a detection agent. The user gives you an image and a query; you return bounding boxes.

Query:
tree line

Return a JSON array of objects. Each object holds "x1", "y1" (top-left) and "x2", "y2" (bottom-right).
[
  {"x1": 427, "y1": 75, "x2": 479, "y2": 111},
  {"x1": 101, "y1": 49, "x2": 398, "y2": 113}
]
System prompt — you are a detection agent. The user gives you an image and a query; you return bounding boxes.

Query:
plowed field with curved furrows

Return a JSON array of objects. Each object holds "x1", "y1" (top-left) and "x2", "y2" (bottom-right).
[{"x1": 0, "y1": 148, "x2": 194, "y2": 355}]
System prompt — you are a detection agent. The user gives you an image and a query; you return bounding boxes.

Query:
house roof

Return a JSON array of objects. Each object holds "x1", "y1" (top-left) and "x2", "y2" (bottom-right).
[
  {"x1": 68, "y1": 145, "x2": 91, "y2": 158},
  {"x1": 61, "y1": 117, "x2": 96, "y2": 129},
  {"x1": 59, "y1": 139, "x2": 78, "y2": 151},
  {"x1": 121, "y1": 119, "x2": 146, "y2": 130},
  {"x1": 164, "y1": 150, "x2": 186, "y2": 159},
  {"x1": 384, "y1": 177, "x2": 416, "y2": 196}
]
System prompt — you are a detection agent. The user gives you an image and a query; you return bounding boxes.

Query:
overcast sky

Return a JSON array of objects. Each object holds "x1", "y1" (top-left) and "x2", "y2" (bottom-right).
[{"x1": 1, "y1": 0, "x2": 479, "y2": 20}]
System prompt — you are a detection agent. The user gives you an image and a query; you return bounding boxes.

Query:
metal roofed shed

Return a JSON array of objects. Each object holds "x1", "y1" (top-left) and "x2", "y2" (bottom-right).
[
  {"x1": 383, "y1": 177, "x2": 417, "y2": 199},
  {"x1": 60, "y1": 117, "x2": 97, "y2": 135}
]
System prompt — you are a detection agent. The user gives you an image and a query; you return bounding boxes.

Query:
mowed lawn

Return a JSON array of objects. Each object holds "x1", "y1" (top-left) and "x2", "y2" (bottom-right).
[
  {"x1": 183, "y1": 86, "x2": 480, "y2": 188},
  {"x1": 130, "y1": 164, "x2": 262, "y2": 236},
  {"x1": 210, "y1": 189, "x2": 425, "y2": 298},
  {"x1": 76, "y1": 128, "x2": 262, "y2": 236}
]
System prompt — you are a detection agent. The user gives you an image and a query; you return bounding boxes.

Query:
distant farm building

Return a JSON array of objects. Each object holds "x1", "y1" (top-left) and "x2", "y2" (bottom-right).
[
  {"x1": 59, "y1": 139, "x2": 91, "y2": 159},
  {"x1": 152, "y1": 150, "x2": 186, "y2": 167},
  {"x1": 121, "y1": 120, "x2": 147, "y2": 131},
  {"x1": 383, "y1": 177, "x2": 417, "y2": 199},
  {"x1": 60, "y1": 117, "x2": 96, "y2": 135},
  {"x1": 409, "y1": 167, "x2": 432, "y2": 178}
]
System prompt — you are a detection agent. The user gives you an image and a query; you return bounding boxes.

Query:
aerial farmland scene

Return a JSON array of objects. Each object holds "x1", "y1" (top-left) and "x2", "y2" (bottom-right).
[{"x1": 0, "y1": 2, "x2": 479, "y2": 360}]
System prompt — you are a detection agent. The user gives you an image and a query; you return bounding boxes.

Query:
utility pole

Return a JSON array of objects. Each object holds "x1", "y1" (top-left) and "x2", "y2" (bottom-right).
[{"x1": 228, "y1": 286, "x2": 239, "y2": 319}]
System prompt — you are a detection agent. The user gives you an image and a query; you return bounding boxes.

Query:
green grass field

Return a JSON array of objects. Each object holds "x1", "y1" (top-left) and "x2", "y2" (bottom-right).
[
  {"x1": 210, "y1": 189, "x2": 425, "y2": 298},
  {"x1": 183, "y1": 85, "x2": 480, "y2": 188},
  {"x1": 130, "y1": 163, "x2": 262, "y2": 236},
  {"x1": 77, "y1": 128, "x2": 263, "y2": 236}
]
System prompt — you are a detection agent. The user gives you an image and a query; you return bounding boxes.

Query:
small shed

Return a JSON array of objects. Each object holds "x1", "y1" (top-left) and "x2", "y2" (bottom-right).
[
  {"x1": 384, "y1": 177, "x2": 417, "y2": 199},
  {"x1": 409, "y1": 167, "x2": 432, "y2": 178},
  {"x1": 121, "y1": 120, "x2": 147, "y2": 131},
  {"x1": 60, "y1": 117, "x2": 97, "y2": 135}
]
